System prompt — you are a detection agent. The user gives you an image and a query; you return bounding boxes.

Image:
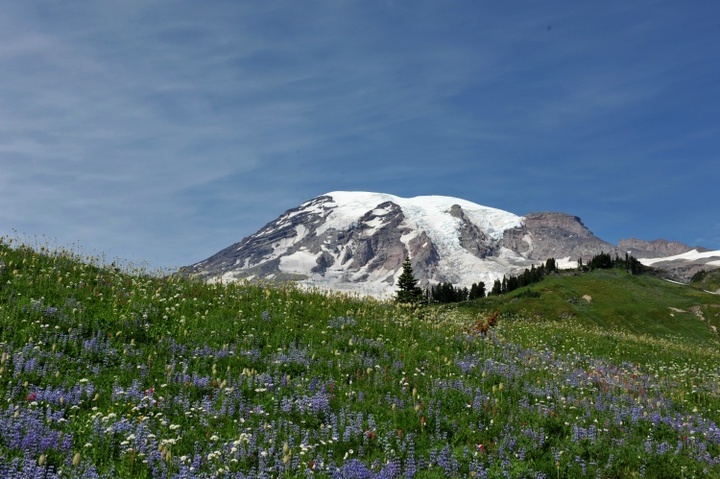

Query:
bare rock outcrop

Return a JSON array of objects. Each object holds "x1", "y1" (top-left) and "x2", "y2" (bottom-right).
[
  {"x1": 503, "y1": 212, "x2": 619, "y2": 262},
  {"x1": 450, "y1": 204, "x2": 497, "y2": 258}
]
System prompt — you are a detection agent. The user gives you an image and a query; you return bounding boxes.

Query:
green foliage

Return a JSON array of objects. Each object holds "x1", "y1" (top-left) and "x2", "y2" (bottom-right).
[
  {"x1": 488, "y1": 253, "x2": 647, "y2": 299},
  {"x1": 469, "y1": 281, "x2": 485, "y2": 300},
  {"x1": 490, "y1": 278, "x2": 502, "y2": 295},
  {"x1": 587, "y1": 251, "x2": 614, "y2": 270}
]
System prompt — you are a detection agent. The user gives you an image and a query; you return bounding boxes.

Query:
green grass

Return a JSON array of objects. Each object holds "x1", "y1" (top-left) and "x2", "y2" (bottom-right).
[
  {"x1": 0, "y1": 239, "x2": 719, "y2": 478},
  {"x1": 462, "y1": 268, "x2": 720, "y2": 351}
]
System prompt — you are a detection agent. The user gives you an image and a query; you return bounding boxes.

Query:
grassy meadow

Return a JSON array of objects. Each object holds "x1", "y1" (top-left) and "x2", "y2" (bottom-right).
[{"x1": 0, "y1": 239, "x2": 719, "y2": 478}]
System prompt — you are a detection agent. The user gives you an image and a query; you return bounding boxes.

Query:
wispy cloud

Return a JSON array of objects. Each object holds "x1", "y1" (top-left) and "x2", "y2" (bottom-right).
[{"x1": 1, "y1": 1, "x2": 718, "y2": 266}]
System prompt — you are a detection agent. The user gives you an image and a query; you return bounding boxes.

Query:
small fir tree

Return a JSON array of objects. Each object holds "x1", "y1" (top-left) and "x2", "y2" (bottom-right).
[
  {"x1": 469, "y1": 281, "x2": 486, "y2": 300},
  {"x1": 396, "y1": 257, "x2": 423, "y2": 304},
  {"x1": 545, "y1": 257, "x2": 557, "y2": 273},
  {"x1": 490, "y1": 279, "x2": 502, "y2": 296}
]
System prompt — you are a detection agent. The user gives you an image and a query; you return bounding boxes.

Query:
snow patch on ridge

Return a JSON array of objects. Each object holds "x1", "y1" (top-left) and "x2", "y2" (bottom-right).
[
  {"x1": 279, "y1": 250, "x2": 317, "y2": 274},
  {"x1": 640, "y1": 249, "x2": 720, "y2": 266},
  {"x1": 324, "y1": 190, "x2": 522, "y2": 244}
]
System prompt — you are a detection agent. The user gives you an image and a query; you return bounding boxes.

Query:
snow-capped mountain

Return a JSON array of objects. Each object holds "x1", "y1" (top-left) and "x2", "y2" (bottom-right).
[{"x1": 185, "y1": 191, "x2": 718, "y2": 297}]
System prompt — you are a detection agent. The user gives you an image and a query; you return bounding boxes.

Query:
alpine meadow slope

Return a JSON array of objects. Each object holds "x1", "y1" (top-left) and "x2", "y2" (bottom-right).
[
  {"x1": 187, "y1": 191, "x2": 720, "y2": 297},
  {"x1": 1, "y1": 238, "x2": 720, "y2": 478}
]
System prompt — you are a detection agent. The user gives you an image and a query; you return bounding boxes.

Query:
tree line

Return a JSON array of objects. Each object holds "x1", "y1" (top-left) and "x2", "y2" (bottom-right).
[
  {"x1": 579, "y1": 252, "x2": 647, "y2": 275},
  {"x1": 396, "y1": 252, "x2": 647, "y2": 305},
  {"x1": 427, "y1": 281, "x2": 486, "y2": 303},
  {"x1": 488, "y1": 258, "x2": 557, "y2": 296}
]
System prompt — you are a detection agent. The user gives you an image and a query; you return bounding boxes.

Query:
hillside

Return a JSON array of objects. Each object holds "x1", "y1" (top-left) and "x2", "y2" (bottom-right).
[
  {"x1": 1, "y1": 240, "x2": 719, "y2": 478},
  {"x1": 458, "y1": 268, "x2": 720, "y2": 364},
  {"x1": 691, "y1": 268, "x2": 720, "y2": 294},
  {"x1": 479, "y1": 269, "x2": 719, "y2": 341}
]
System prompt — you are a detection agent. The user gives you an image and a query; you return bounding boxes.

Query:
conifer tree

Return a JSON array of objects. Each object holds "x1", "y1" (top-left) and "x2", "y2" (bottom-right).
[
  {"x1": 545, "y1": 257, "x2": 556, "y2": 273},
  {"x1": 469, "y1": 281, "x2": 486, "y2": 299},
  {"x1": 395, "y1": 257, "x2": 423, "y2": 304}
]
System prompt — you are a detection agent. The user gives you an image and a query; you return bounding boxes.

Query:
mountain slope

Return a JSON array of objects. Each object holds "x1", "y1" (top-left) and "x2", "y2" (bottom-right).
[
  {"x1": 639, "y1": 248, "x2": 720, "y2": 283},
  {"x1": 187, "y1": 191, "x2": 635, "y2": 297},
  {"x1": 188, "y1": 192, "x2": 522, "y2": 296},
  {"x1": 186, "y1": 191, "x2": 720, "y2": 298}
]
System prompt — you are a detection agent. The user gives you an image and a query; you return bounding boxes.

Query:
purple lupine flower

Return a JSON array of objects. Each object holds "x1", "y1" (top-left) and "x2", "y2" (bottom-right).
[
  {"x1": 466, "y1": 453, "x2": 489, "y2": 478},
  {"x1": 436, "y1": 445, "x2": 459, "y2": 476},
  {"x1": 587, "y1": 424, "x2": 597, "y2": 443},
  {"x1": 332, "y1": 458, "x2": 374, "y2": 479},
  {"x1": 403, "y1": 446, "x2": 417, "y2": 478},
  {"x1": 329, "y1": 316, "x2": 356, "y2": 328},
  {"x1": 376, "y1": 456, "x2": 402, "y2": 479}
]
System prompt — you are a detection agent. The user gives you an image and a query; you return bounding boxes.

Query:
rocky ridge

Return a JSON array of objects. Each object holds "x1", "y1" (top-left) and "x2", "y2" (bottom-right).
[
  {"x1": 617, "y1": 238, "x2": 698, "y2": 258},
  {"x1": 503, "y1": 212, "x2": 619, "y2": 263}
]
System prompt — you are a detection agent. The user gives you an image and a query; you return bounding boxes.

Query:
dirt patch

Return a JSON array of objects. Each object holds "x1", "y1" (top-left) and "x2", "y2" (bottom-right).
[{"x1": 689, "y1": 306, "x2": 705, "y2": 321}]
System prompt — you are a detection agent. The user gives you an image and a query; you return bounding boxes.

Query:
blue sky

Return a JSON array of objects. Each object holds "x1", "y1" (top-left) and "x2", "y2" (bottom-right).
[{"x1": 1, "y1": 1, "x2": 719, "y2": 270}]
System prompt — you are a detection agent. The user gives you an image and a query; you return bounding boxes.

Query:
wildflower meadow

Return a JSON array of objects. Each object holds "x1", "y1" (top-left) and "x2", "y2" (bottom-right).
[{"x1": 0, "y1": 239, "x2": 719, "y2": 478}]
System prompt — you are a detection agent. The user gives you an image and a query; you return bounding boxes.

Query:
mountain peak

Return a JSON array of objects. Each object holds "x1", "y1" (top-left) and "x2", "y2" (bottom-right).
[
  {"x1": 186, "y1": 191, "x2": 718, "y2": 297},
  {"x1": 321, "y1": 191, "x2": 523, "y2": 242},
  {"x1": 188, "y1": 191, "x2": 528, "y2": 296}
]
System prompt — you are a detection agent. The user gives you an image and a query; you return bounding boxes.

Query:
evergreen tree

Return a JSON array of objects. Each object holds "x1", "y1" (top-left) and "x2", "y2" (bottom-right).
[
  {"x1": 626, "y1": 253, "x2": 645, "y2": 275},
  {"x1": 430, "y1": 282, "x2": 460, "y2": 303},
  {"x1": 395, "y1": 257, "x2": 423, "y2": 304},
  {"x1": 588, "y1": 252, "x2": 613, "y2": 270},
  {"x1": 506, "y1": 275, "x2": 519, "y2": 293},
  {"x1": 469, "y1": 282, "x2": 485, "y2": 299},
  {"x1": 545, "y1": 257, "x2": 556, "y2": 273},
  {"x1": 490, "y1": 279, "x2": 502, "y2": 295}
]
